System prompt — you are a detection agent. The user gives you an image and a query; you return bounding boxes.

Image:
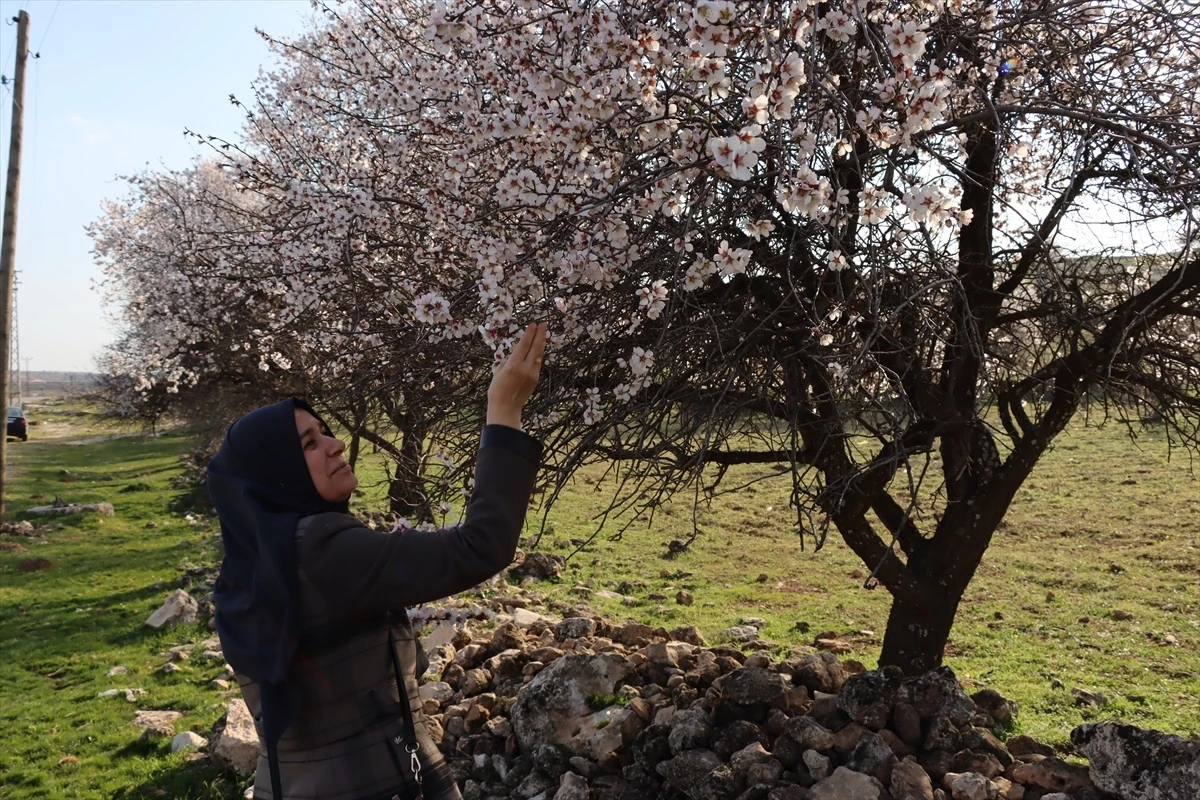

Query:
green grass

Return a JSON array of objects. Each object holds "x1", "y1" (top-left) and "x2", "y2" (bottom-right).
[
  {"x1": 0, "y1": 407, "x2": 248, "y2": 800},
  {"x1": 1, "y1": 404, "x2": 1197, "y2": 798}
]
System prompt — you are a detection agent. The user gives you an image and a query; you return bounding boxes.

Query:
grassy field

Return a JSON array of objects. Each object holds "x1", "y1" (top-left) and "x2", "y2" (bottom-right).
[
  {"x1": 0, "y1": 402, "x2": 1197, "y2": 798},
  {"x1": 0, "y1": 405, "x2": 247, "y2": 800}
]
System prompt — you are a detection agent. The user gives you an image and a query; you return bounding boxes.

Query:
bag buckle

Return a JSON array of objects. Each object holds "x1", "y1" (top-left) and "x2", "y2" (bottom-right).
[{"x1": 406, "y1": 741, "x2": 423, "y2": 785}]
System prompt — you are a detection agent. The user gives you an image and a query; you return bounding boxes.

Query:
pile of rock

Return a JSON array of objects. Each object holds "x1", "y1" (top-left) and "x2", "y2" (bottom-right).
[
  {"x1": 193, "y1": 606, "x2": 1196, "y2": 800},
  {"x1": 0, "y1": 520, "x2": 37, "y2": 536},
  {"x1": 409, "y1": 613, "x2": 1195, "y2": 800}
]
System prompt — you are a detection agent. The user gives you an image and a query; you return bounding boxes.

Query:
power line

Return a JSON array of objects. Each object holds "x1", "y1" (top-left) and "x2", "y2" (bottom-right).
[{"x1": 34, "y1": 0, "x2": 60, "y2": 56}]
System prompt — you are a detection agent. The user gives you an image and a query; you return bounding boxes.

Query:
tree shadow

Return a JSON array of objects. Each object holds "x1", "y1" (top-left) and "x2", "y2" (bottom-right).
[{"x1": 109, "y1": 755, "x2": 247, "y2": 800}]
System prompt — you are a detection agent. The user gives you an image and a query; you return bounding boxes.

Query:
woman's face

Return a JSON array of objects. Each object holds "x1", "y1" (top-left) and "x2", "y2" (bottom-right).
[{"x1": 294, "y1": 408, "x2": 358, "y2": 503}]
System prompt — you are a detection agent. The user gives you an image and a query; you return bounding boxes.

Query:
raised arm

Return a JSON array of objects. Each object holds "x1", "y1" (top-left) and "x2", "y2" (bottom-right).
[{"x1": 297, "y1": 323, "x2": 546, "y2": 615}]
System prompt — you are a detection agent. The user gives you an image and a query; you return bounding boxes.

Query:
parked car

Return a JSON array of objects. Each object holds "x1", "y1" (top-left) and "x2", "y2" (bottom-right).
[{"x1": 7, "y1": 406, "x2": 27, "y2": 441}]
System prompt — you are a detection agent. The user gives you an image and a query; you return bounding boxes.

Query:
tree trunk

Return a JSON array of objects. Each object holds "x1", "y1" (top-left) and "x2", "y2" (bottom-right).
[
  {"x1": 876, "y1": 488, "x2": 1012, "y2": 674},
  {"x1": 345, "y1": 401, "x2": 368, "y2": 471},
  {"x1": 878, "y1": 583, "x2": 963, "y2": 675},
  {"x1": 347, "y1": 430, "x2": 361, "y2": 470},
  {"x1": 388, "y1": 473, "x2": 431, "y2": 521},
  {"x1": 388, "y1": 416, "x2": 432, "y2": 522}
]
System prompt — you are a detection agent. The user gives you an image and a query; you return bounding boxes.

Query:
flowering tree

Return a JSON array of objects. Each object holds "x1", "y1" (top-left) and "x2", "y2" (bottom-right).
[
  {"x1": 90, "y1": 161, "x2": 491, "y2": 520},
  {"x1": 98, "y1": 0, "x2": 1200, "y2": 672}
]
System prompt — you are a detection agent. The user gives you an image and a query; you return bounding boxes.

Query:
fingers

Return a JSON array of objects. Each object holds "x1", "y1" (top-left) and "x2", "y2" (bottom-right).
[
  {"x1": 511, "y1": 322, "x2": 547, "y2": 370},
  {"x1": 512, "y1": 322, "x2": 541, "y2": 362},
  {"x1": 486, "y1": 323, "x2": 548, "y2": 429},
  {"x1": 528, "y1": 323, "x2": 548, "y2": 370}
]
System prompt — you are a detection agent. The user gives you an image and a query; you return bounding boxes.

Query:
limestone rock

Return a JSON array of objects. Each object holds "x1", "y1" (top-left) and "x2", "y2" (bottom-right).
[
  {"x1": 133, "y1": 710, "x2": 182, "y2": 739},
  {"x1": 901, "y1": 667, "x2": 976, "y2": 726},
  {"x1": 847, "y1": 730, "x2": 898, "y2": 785},
  {"x1": 720, "y1": 625, "x2": 759, "y2": 643},
  {"x1": 553, "y1": 771, "x2": 590, "y2": 800},
  {"x1": 712, "y1": 719, "x2": 767, "y2": 761},
  {"x1": 514, "y1": 552, "x2": 565, "y2": 580},
  {"x1": 838, "y1": 667, "x2": 903, "y2": 730},
  {"x1": 646, "y1": 641, "x2": 693, "y2": 669},
  {"x1": 555, "y1": 617, "x2": 597, "y2": 641},
  {"x1": 612, "y1": 622, "x2": 667, "y2": 647},
  {"x1": 668, "y1": 707, "x2": 713, "y2": 755},
  {"x1": 746, "y1": 757, "x2": 784, "y2": 785},
  {"x1": 420, "y1": 619, "x2": 458, "y2": 650},
  {"x1": 669, "y1": 625, "x2": 707, "y2": 646},
  {"x1": 804, "y1": 748, "x2": 833, "y2": 781},
  {"x1": 512, "y1": 607, "x2": 559, "y2": 628},
  {"x1": 945, "y1": 771, "x2": 999, "y2": 800},
  {"x1": 491, "y1": 624, "x2": 528, "y2": 655},
  {"x1": 210, "y1": 698, "x2": 260, "y2": 776},
  {"x1": 961, "y1": 728, "x2": 1012, "y2": 768},
  {"x1": 515, "y1": 769, "x2": 556, "y2": 798},
  {"x1": 971, "y1": 688, "x2": 1017, "y2": 732},
  {"x1": 1004, "y1": 734, "x2": 1054, "y2": 758},
  {"x1": 716, "y1": 667, "x2": 788, "y2": 724},
  {"x1": 810, "y1": 765, "x2": 885, "y2": 800},
  {"x1": 1072, "y1": 721, "x2": 1200, "y2": 800},
  {"x1": 1008, "y1": 757, "x2": 1093, "y2": 795},
  {"x1": 145, "y1": 589, "x2": 199, "y2": 629},
  {"x1": 171, "y1": 731, "x2": 208, "y2": 753},
  {"x1": 26, "y1": 502, "x2": 115, "y2": 517},
  {"x1": 793, "y1": 652, "x2": 847, "y2": 694},
  {"x1": 769, "y1": 788, "x2": 810, "y2": 800},
  {"x1": 462, "y1": 667, "x2": 492, "y2": 696},
  {"x1": 511, "y1": 652, "x2": 631, "y2": 753},
  {"x1": 570, "y1": 705, "x2": 643, "y2": 762},
  {"x1": 893, "y1": 701, "x2": 923, "y2": 747},
  {"x1": 419, "y1": 680, "x2": 455, "y2": 711},
  {"x1": 949, "y1": 750, "x2": 1002, "y2": 780},
  {"x1": 772, "y1": 715, "x2": 836, "y2": 770},
  {"x1": 1072, "y1": 687, "x2": 1108, "y2": 708},
  {"x1": 656, "y1": 749, "x2": 738, "y2": 800},
  {"x1": 891, "y1": 756, "x2": 935, "y2": 800}
]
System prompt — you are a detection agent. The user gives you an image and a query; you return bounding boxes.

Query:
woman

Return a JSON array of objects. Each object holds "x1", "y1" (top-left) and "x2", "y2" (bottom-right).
[{"x1": 208, "y1": 323, "x2": 547, "y2": 800}]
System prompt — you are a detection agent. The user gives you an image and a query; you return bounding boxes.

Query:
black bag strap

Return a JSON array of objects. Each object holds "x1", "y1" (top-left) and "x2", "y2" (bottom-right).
[
  {"x1": 386, "y1": 623, "x2": 424, "y2": 798},
  {"x1": 267, "y1": 738, "x2": 283, "y2": 800}
]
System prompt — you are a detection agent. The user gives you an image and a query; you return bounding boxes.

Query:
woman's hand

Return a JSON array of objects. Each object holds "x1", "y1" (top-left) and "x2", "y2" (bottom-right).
[{"x1": 486, "y1": 322, "x2": 547, "y2": 430}]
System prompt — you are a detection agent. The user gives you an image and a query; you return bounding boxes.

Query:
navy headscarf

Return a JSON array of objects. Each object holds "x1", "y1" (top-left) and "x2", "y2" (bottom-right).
[{"x1": 207, "y1": 398, "x2": 349, "y2": 762}]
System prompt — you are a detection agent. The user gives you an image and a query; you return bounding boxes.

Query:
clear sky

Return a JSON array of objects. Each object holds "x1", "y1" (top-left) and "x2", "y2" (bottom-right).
[{"x1": 0, "y1": 0, "x2": 313, "y2": 373}]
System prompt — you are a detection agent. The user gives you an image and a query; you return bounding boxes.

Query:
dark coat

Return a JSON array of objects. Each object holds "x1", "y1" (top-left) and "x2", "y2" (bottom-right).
[{"x1": 235, "y1": 431, "x2": 539, "y2": 799}]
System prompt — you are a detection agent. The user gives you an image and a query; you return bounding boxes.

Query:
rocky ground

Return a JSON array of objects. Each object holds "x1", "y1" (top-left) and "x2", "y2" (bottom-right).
[{"x1": 126, "y1": 575, "x2": 1198, "y2": 800}]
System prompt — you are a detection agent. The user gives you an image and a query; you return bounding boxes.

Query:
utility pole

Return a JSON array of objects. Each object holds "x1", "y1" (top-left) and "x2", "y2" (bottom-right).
[{"x1": 0, "y1": 10, "x2": 29, "y2": 518}]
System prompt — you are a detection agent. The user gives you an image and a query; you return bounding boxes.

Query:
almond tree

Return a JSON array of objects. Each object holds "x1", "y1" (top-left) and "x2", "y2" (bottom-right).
[
  {"x1": 100, "y1": 0, "x2": 1200, "y2": 672},
  {"x1": 91, "y1": 160, "x2": 491, "y2": 519}
]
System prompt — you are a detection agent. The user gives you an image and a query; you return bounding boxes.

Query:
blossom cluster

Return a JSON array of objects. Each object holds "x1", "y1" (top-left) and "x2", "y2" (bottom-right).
[{"x1": 91, "y1": 0, "x2": 1199, "y2": 453}]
